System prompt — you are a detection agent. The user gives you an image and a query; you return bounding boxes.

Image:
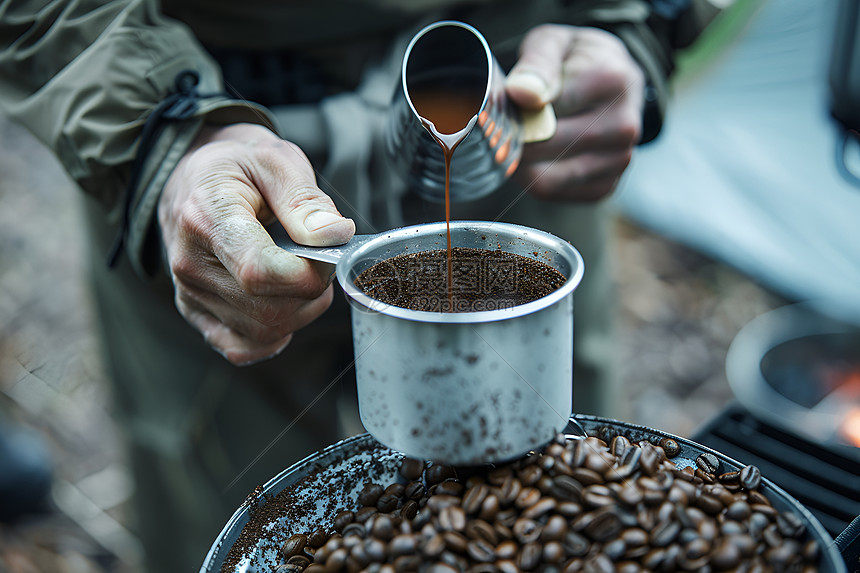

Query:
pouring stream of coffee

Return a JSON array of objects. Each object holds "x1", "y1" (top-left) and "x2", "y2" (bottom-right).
[{"x1": 409, "y1": 87, "x2": 482, "y2": 308}]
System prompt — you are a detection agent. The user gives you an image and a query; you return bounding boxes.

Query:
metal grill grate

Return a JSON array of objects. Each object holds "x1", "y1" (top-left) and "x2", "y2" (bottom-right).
[{"x1": 692, "y1": 402, "x2": 860, "y2": 538}]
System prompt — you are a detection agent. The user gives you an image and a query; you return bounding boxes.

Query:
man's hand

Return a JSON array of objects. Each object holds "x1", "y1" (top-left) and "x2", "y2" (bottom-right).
[
  {"x1": 506, "y1": 25, "x2": 645, "y2": 202},
  {"x1": 158, "y1": 123, "x2": 355, "y2": 366}
]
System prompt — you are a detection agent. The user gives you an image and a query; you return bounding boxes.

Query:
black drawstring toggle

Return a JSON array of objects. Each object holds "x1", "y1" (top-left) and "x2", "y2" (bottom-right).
[{"x1": 106, "y1": 69, "x2": 204, "y2": 268}]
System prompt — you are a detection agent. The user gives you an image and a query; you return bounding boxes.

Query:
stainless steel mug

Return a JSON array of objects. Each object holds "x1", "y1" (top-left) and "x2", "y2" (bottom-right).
[
  {"x1": 275, "y1": 221, "x2": 584, "y2": 465},
  {"x1": 385, "y1": 21, "x2": 524, "y2": 203}
]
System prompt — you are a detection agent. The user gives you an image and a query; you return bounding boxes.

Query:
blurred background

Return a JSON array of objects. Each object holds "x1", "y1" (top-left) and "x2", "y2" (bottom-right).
[{"x1": 2, "y1": 0, "x2": 858, "y2": 570}]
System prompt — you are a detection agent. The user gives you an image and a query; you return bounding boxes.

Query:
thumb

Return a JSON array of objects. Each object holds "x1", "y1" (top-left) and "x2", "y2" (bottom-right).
[
  {"x1": 506, "y1": 24, "x2": 575, "y2": 109},
  {"x1": 260, "y1": 141, "x2": 356, "y2": 247}
]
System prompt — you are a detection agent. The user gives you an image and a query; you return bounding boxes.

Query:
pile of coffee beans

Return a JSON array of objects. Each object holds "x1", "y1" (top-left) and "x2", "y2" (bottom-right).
[{"x1": 275, "y1": 434, "x2": 820, "y2": 572}]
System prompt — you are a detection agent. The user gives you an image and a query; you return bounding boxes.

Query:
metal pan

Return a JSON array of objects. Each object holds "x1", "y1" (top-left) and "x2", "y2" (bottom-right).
[{"x1": 200, "y1": 415, "x2": 847, "y2": 572}]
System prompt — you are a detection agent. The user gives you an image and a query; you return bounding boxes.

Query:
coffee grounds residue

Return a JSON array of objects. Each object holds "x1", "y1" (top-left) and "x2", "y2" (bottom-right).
[{"x1": 354, "y1": 247, "x2": 565, "y2": 313}]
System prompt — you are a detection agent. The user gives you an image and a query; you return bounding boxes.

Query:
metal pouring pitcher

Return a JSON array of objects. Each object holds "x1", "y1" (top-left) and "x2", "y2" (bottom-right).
[
  {"x1": 385, "y1": 21, "x2": 524, "y2": 203},
  {"x1": 274, "y1": 221, "x2": 584, "y2": 465}
]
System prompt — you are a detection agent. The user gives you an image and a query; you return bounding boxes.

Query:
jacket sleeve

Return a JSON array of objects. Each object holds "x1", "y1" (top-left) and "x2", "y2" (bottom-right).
[
  {"x1": 0, "y1": 0, "x2": 275, "y2": 276},
  {"x1": 573, "y1": 0, "x2": 729, "y2": 143}
]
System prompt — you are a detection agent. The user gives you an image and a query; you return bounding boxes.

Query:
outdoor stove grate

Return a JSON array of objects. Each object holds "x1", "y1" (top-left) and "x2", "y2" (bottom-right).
[{"x1": 692, "y1": 402, "x2": 860, "y2": 538}]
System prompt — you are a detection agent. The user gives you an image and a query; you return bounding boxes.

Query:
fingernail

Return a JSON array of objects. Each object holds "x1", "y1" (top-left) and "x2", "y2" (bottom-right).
[
  {"x1": 304, "y1": 210, "x2": 345, "y2": 232},
  {"x1": 506, "y1": 71, "x2": 551, "y2": 104}
]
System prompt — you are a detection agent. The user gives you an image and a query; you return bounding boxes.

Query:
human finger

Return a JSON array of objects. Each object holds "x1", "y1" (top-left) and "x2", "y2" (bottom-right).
[
  {"x1": 505, "y1": 24, "x2": 574, "y2": 109},
  {"x1": 515, "y1": 150, "x2": 631, "y2": 202},
  {"x1": 177, "y1": 299, "x2": 295, "y2": 366}
]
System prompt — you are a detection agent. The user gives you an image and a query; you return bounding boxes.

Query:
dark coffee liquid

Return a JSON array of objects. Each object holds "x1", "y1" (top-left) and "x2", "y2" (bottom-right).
[
  {"x1": 409, "y1": 79, "x2": 485, "y2": 308},
  {"x1": 354, "y1": 247, "x2": 566, "y2": 313}
]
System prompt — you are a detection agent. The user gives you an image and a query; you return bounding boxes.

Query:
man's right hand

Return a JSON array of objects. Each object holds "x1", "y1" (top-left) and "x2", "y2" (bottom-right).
[{"x1": 158, "y1": 123, "x2": 355, "y2": 366}]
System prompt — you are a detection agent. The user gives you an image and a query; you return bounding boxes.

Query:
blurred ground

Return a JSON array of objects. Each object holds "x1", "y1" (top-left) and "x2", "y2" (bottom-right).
[{"x1": 0, "y1": 113, "x2": 788, "y2": 571}]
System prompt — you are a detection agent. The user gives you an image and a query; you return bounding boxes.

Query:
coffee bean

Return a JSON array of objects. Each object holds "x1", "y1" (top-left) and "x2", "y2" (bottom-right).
[
  {"x1": 518, "y1": 464, "x2": 543, "y2": 486},
  {"x1": 333, "y1": 511, "x2": 355, "y2": 533},
  {"x1": 401, "y1": 500, "x2": 419, "y2": 521},
  {"x1": 281, "y1": 534, "x2": 309, "y2": 559},
  {"x1": 776, "y1": 511, "x2": 806, "y2": 538},
  {"x1": 376, "y1": 493, "x2": 400, "y2": 513},
  {"x1": 611, "y1": 435, "x2": 632, "y2": 457},
  {"x1": 651, "y1": 520, "x2": 680, "y2": 547},
  {"x1": 710, "y1": 538, "x2": 741, "y2": 569},
  {"x1": 423, "y1": 534, "x2": 446, "y2": 558},
  {"x1": 426, "y1": 495, "x2": 461, "y2": 513},
  {"x1": 342, "y1": 523, "x2": 366, "y2": 538},
  {"x1": 765, "y1": 540, "x2": 803, "y2": 571},
  {"x1": 697, "y1": 518, "x2": 718, "y2": 542},
  {"x1": 617, "y1": 483, "x2": 643, "y2": 507},
  {"x1": 307, "y1": 528, "x2": 329, "y2": 549},
  {"x1": 659, "y1": 438, "x2": 681, "y2": 458},
  {"x1": 718, "y1": 470, "x2": 740, "y2": 484},
  {"x1": 684, "y1": 536, "x2": 710, "y2": 560},
  {"x1": 748, "y1": 490, "x2": 770, "y2": 506},
  {"x1": 582, "y1": 484, "x2": 615, "y2": 508},
  {"x1": 695, "y1": 453, "x2": 719, "y2": 474},
  {"x1": 438, "y1": 505, "x2": 467, "y2": 532},
  {"x1": 619, "y1": 446, "x2": 642, "y2": 474},
  {"x1": 543, "y1": 540, "x2": 565, "y2": 563},
  {"x1": 559, "y1": 530, "x2": 589, "y2": 557},
  {"x1": 499, "y1": 476, "x2": 523, "y2": 506},
  {"x1": 638, "y1": 444, "x2": 662, "y2": 476},
  {"x1": 549, "y1": 475, "x2": 583, "y2": 502},
  {"x1": 399, "y1": 458, "x2": 424, "y2": 481},
  {"x1": 584, "y1": 508, "x2": 623, "y2": 542},
  {"x1": 496, "y1": 540, "x2": 517, "y2": 560},
  {"x1": 389, "y1": 534, "x2": 417, "y2": 556},
  {"x1": 512, "y1": 518, "x2": 541, "y2": 544},
  {"x1": 695, "y1": 493, "x2": 723, "y2": 515},
  {"x1": 478, "y1": 494, "x2": 500, "y2": 522},
  {"x1": 494, "y1": 508, "x2": 517, "y2": 529},
  {"x1": 740, "y1": 465, "x2": 762, "y2": 490},
  {"x1": 555, "y1": 501, "x2": 582, "y2": 517},
  {"x1": 725, "y1": 500, "x2": 752, "y2": 521},
  {"x1": 496, "y1": 559, "x2": 519, "y2": 573},
  {"x1": 464, "y1": 519, "x2": 497, "y2": 545},
  {"x1": 728, "y1": 532, "x2": 757, "y2": 558},
  {"x1": 751, "y1": 503, "x2": 778, "y2": 520},
  {"x1": 461, "y1": 484, "x2": 488, "y2": 515},
  {"x1": 371, "y1": 515, "x2": 395, "y2": 541},
  {"x1": 494, "y1": 522, "x2": 514, "y2": 543},
  {"x1": 425, "y1": 464, "x2": 455, "y2": 485},
  {"x1": 570, "y1": 467, "x2": 603, "y2": 486},
  {"x1": 326, "y1": 547, "x2": 349, "y2": 571},
  {"x1": 442, "y1": 531, "x2": 468, "y2": 554},
  {"x1": 522, "y1": 497, "x2": 556, "y2": 519},
  {"x1": 802, "y1": 539, "x2": 820, "y2": 561},
  {"x1": 425, "y1": 563, "x2": 458, "y2": 573},
  {"x1": 516, "y1": 542, "x2": 542, "y2": 571},
  {"x1": 357, "y1": 483, "x2": 384, "y2": 507},
  {"x1": 288, "y1": 554, "x2": 311, "y2": 569},
  {"x1": 404, "y1": 481, "x2": 425, "y2": 501},
  {"x1": 466, "y1": 539, "x2": 496, "y2": 563},
  {"x1": 615, "y1": 562, "x2": 642, "y2": 573},
  {"x1": 763, "y1": 523, "x2": 782, "y2": 548},
  {"x1": 436, "y1": 480, "x2": 464, "y2": 497},
  {"x1": 393, "y1": 554, "x2": 421, "y2": 572},
  {"x1": 585, "y1": 553, "x2": 615, "y2": 573},
  {"x1": 488, "y1": 467, "x2": 513, "y2": 486},
  {"x1": 366, "y1": 539, "x2": 386, "y2": 562},
  {"x1": 540, "y1": 515, "x2": 568, "y2": 542},
  {"x1": 514, "y1": 487, "x2": 541, "y2": 510}
]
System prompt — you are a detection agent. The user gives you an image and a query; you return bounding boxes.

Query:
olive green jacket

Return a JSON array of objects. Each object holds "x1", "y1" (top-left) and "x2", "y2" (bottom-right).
[{"x1": 0, "y1": 0, "x2": 725, "y2": 276}]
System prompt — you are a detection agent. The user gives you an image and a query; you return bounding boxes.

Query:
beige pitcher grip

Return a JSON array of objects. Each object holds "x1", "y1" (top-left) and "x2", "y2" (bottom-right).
[{"x1": 520, "y1": 102, "x2": 557, "y2": 143}]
